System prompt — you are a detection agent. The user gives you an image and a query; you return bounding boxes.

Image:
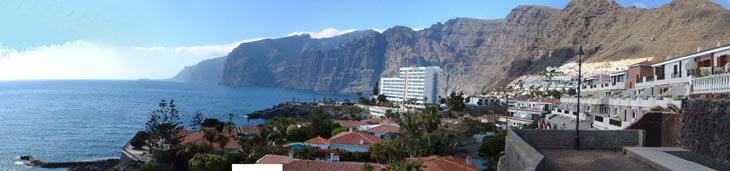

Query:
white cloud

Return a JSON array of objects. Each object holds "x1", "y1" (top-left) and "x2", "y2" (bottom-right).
[
  {"x1": 632, "y1": 2, "x2": 647, "y2": 8},
  {"x1": 287, "y1": 28, "x2": 358, "y2": 39},
  {"x1": 0, "y1": 40, "x2": 233, "y2": 80},
  {"x1": 370, "y1": 28, "x2": 385, "y2": 33},
  {"x1": 133, "y1": 38, "x2": 264, "y2": 57},
  {"x1": 0, "y1": 28, "x2": 371, "y2": 81}
]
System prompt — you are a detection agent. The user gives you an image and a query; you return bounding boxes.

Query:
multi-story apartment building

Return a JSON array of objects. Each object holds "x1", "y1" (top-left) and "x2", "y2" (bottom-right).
[
  {"x1": 379, "y1": 66, "x2": 441, "y2": 107},
  {"x1": 508, "y1": 98, "x2": 559, "y2": 121},
  {"x1": 548, "y1": 44, "x2": 730, "y2": 130}
]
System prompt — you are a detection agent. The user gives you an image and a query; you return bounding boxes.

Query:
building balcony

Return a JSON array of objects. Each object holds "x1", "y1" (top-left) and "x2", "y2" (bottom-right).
[
  {"x1": 636, "y1": 74, "x2": 690, "y2": 89},
  {"x1": 592, "y1": 115, "x2": 629, "y2": 130},
  {"x1": 560, "y1": 96, "x2": 609, "y2": 105},
  {"x1": 607, "y1": 96, "x2": 682, "y2": 109},
  {"x1": 691, "y1": 72, "x2": 730, "y2": 94},
  {"x1": 582, "y1": 82, "x2": 627, "y2": 92}
]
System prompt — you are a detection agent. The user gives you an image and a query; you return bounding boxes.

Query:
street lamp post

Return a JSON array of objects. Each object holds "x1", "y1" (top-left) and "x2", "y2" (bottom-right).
[{"x1": 576, "y1": 46, "x2": 584, "y2": 150}]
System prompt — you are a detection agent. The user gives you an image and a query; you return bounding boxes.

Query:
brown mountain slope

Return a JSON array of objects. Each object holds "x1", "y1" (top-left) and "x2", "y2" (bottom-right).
[{"x1": 219, "y1": 0, "x2": 730, "y2": 95}]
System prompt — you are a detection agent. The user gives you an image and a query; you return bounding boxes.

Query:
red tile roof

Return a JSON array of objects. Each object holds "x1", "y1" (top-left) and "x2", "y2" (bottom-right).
[
  {"x1": 335, "y1": 120, "x2": 367, "y2": 128},
  {"x1": 366, "y1": 125, "x2": 400, "y2": 134},
  {"x1": 229, "y1": 126, "x2": 260, "y2": 136},
  {"x1": 283, "y1": 160, "x2": 384, "y2": 171},
  {"x1": 329, "y1": 132, "x2": 384, "y2": 146},
  {"x1": 180, "y1": 132, "x2": 241, "y2": 150},
  {"x1": 406, "y1": 156, "x2": 479, "y2": 171},
  {"x1": 304, "y1": 136, "x2": 330, "y2": 145},
  {"x1": 256, "y1": 154, "x2": 297, "y2": 164}
]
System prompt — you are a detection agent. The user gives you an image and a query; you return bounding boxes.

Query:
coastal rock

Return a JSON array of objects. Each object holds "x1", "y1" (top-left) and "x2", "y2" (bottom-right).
[
  {"x1": 20, "y1": 155, "x2": 33, "y2": 160},
  {"x1": 167, "y1": 56, "x2": 226, "y2": 84}
]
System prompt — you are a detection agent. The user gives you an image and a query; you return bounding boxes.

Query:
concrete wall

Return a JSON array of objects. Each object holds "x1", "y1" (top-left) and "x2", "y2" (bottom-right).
[
  {"x1": 499, "y1": 129, "x2": 646, "y2": 171},
  {"x1": 513, "y1": 129, "x2": 644, "y2": 150},
  {"x1": 626, "y1": 111, "x2": 683, "y2": 147},
  {"x1": 330, "y1": 144, "x2": 370, "y2": 152},
  {"x1": 498, "y1": 130, "x2": 544, "y2": 171},
  {"x1": 681, "y1": 96, "x2": 730, "y2": 164}
]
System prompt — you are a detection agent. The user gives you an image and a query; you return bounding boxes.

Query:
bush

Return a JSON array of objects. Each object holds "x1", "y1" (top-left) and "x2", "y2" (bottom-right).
[
  {"x1": 479, "y1": 133, "x2": 506, "y2": 159},
  {"x1": 331, "y1": 127, "x2": 345, "y2": 137},
  {"x1": 130, "y1": 131, "x2": 149, "y2": 149},
  {"x1": 188, "y1": 153, "x2": 229, "y2": 171},
  {"x1": 201, "y1": 118, "x2": 223, "y2": 128}
]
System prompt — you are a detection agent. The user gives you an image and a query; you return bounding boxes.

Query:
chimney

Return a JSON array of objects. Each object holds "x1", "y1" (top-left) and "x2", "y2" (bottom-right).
[
  {"x1": 698, "y1": 47, "x2": 703, "y2": 52},
  {"x1": 717, "y1": 40, "x2": 722, "y2": 47},
  {"x1": 359, "y1": 137, "x2": 364, "y2": 144},
  {"x1": 666, "y1": 55, "x2": 672, "y2": 60},
  {"x1": 466, "y1": 155, "x2": 472, "y2": 165},
  {"x1": 288, "y1": 150, "x2": 294, "y2": 162}
]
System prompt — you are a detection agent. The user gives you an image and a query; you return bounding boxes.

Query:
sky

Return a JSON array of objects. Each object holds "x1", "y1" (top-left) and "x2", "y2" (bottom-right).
[{"x1": 1, "y1": 0, "x2": 729, "y2": 80}]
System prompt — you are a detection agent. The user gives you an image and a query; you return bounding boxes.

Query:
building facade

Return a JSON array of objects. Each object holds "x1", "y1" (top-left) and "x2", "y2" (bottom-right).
[
  {"x1": 547, "y1": 44, "x2": 730, "y2": 130},
  {"x1": 380, "y1": 66, "x2": 441, "y2": 107}
]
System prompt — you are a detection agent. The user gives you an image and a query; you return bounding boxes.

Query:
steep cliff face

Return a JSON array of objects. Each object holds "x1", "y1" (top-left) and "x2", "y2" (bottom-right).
[
  {"x1": 218, "y1": 0, "x2": 730, "y2": 95},
  {"x1": 220, "y1": 30, "x2": 384, "y2": 93},
  {"x1": 168, "y1": 56, "x2": 226, "y2": 84}
]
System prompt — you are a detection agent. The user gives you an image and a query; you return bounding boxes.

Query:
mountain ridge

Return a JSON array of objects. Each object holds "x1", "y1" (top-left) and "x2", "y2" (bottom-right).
[{"x1": 173, "y1": 0, "x2": 730, "y2": 95}]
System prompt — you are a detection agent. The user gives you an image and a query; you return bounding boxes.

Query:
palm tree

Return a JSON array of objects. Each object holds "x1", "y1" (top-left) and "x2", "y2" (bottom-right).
[
  {"x1": 665, "y1": 104, "x2": 681, "y2": 113},
  {"x1": 397, "y1": 112, "x2": 423, "y2": 158},
  {"x1": 650, "y1": 104, "x2": 681, "y2": 113},
  {"x1": 384, "y1": 160, "x2": 425, "y2": 171}
]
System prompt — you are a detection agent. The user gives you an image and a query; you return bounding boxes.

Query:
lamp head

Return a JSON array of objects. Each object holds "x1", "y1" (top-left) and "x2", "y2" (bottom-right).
[{"x1": 577, "y1": 46, "x2": 585, "y2": 56}]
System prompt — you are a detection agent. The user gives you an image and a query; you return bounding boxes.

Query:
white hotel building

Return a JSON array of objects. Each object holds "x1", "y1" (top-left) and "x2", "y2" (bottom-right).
[{"x1": 379, "y1": 66, "x2": 441, "y2": 107}]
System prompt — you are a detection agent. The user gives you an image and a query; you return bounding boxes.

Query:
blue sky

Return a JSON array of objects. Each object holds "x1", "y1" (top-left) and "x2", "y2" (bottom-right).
[{"x1": 0, "y1": 0, "x2": 728, "y2": 80}]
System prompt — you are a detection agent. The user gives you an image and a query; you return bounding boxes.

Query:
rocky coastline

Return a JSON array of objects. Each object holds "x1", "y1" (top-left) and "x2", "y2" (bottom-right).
[{"x1": 22, "y1": 156, "x2": 119, "y2": 171}]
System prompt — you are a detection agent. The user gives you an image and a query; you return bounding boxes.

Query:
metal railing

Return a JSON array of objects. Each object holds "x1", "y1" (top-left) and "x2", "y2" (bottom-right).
[
  {"x1": 609, "y1": 119, "x2": 622, "y2": 127},
  {"x1": 692, "y1": 72, "x2": 730, "y2": 94}
]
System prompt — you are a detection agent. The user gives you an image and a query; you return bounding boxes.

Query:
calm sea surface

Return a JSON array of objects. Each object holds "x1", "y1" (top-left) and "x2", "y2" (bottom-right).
[{"x1": 0, "y1": 80, "x2": 355, "y2": 170}]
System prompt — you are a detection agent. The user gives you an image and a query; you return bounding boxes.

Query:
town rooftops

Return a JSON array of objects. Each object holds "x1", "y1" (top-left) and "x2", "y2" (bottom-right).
[
  {"x1": 283, "y1": 160, "x2": 385, "y2": 171},
  {"x1": 366, "y1": 125, "x2": 400, "y2": 134},
  {"x1": 329, "y1": 132, "x2": 384, "y2": 146},
  {"x1": 256, "y1": 154, "x2": 298, "y2": 164},
  {"x1": 228, "y1": 126, "x2": 260, "y2": 136},
  {"x1": 406, "y1": 155, "x2": 480, "y2": 171},
  {"x1": 304, "y1": 136, "x2": 330, "y2": 145},
  {"x1": 179, "y1": 132, "x2": 241, "y2": 150}
]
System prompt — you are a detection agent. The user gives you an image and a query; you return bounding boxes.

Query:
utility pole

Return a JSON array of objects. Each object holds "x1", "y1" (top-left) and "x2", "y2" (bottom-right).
[{"x1": 576, "y1": 46, "x2": 584, "y2": 150}]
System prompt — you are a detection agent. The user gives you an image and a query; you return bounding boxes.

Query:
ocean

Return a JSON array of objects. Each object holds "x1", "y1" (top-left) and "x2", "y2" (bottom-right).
[{"x1": 0, "y1": 80, "x2": 356, "y2": 170}]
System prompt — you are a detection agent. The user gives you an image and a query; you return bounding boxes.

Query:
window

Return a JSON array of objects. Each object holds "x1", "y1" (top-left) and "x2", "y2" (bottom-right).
[{"x1": 632, "y1": 112, "x2": 637, "y2": 121}]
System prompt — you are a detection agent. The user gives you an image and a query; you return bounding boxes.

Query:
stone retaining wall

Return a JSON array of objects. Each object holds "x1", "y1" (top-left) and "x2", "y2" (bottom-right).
[
  {"x1": 498, "y1": 130, "x2": 543, "y2": 171},
  {"x1": 681, "y1": 96, "x2": 730, "y2": 164}
]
